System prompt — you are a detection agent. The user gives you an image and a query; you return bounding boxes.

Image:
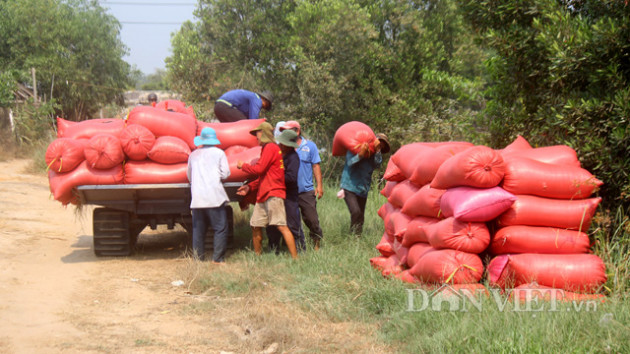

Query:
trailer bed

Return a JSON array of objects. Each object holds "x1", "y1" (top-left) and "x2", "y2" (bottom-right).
[{"x1": 77, "y1": 182, "x2": 243, "y2": 214}]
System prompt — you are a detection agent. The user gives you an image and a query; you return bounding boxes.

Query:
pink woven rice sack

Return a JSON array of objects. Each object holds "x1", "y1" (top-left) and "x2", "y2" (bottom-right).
[{"x1": 440, "y1": 186, "x2": 516, "y2": 222}]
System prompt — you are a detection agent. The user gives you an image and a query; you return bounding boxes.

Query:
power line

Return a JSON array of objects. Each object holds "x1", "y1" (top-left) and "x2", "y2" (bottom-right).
[
  {"x1": 120, "y1": 21, "x2": 186, "y2": 25},
  {"x1": 101, "y1": 1, "x2": 196, "y2": 5}
]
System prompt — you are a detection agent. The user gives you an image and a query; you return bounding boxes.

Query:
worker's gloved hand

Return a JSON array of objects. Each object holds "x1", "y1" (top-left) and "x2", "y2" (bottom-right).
[
  {"x1": 236, "y1": 184, "x2": 250, "y2": 196},
  {"x1": 373, "y1": 138, "x2": 381, "y2": 152},
  {"x1": 357, "y1": 144, "x2": 370, "y2": 159}
]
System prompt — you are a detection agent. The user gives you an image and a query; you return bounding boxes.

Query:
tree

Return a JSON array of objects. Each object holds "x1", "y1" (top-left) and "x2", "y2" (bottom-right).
[
  {"x1": 459, "y1": 0, "x2": 630, "y2": 210},
  {"x1": 167, "y1": 21, "x2": 215, "y2": 102},
  {"x1": 140, "y1": 69, "x2": 169, "y2": 91},
  {"x1": 169, "y1": 0, "x2": 485, "y2": 145},
  {"x1": 0, "y1": 0, "x2": 132, "y2": 120}
]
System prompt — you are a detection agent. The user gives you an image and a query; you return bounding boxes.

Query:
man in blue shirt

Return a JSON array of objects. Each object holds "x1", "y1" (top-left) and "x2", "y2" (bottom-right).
[
  {"x1": 340, "y1": 133, "x2": 390, "y2": 236},
  {"x1": 280, "y1": 121, "x2": 324, "y2": 250},
  {"x1": 214, "y1": 89, "x2": 273, "y2": 122}
]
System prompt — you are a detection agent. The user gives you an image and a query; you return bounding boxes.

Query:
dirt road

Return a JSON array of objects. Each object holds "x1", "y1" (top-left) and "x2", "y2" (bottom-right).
[{"x1": 0, "y1": 159, "x2": 386, "y2": 353}]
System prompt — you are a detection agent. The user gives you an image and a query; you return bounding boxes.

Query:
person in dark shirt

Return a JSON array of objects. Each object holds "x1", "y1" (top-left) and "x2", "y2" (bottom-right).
[
  {"x1": 267, "y1": 129, "x2": 306, "y2": 253},
  {"x1": 214, "y1": 89, "x2": 273, "y2": 122}
]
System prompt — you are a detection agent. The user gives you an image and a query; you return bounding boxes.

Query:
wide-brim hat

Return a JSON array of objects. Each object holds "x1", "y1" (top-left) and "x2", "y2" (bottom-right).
[
  {"x1": 376, "y1": 133, "x2": 391, "y2": 154},
  {"x1": 277, "y1": 129, "x2": 299, "y2": 148},
  {"x1": 259, "y1": 91, "x2": 273, "y2": 110},
  {"x1": 249, "y1": 121, "x2": 275, "y2": 144},
  {"x1": 194, "y1": 127, "x2": 221, "y2": 146}
]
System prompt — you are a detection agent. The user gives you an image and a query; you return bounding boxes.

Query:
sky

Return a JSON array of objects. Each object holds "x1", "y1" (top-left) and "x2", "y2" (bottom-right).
[{"x1": 100, "y1": 1, "x2": 198, "y2": 75}]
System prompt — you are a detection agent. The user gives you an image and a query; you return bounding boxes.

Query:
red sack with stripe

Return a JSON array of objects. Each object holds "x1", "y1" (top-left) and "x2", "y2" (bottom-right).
[
  {"x1": 380, "y1": 180, "x2": 398, "y2": 198},
  {"x1": 147, "y1": 136, "x2": 191, "y2": 164},
  {"x1": 155, "y1": 99, "x2": 195, "y2": 117},
  {"x1": 225, "y1": 146, "x2": 262, "y2": 182},
  {"x1": 500, "y1": 135, "x2": 532, "y2": 154},
  {"x1": 502, "y1": 156, "x2": 602, "y2": 199},
  {"x1": 511, "y1": 283, "x2": 605, "y2": 303},
  {"x1": 387, "y1": 180, "x2": 420, "y2": 209},
  {"x1": 383, "y1": 158, "x2": 406, "y2": 182},
  {"x1": 48, "y1": 161, "x2": 124, "y2": 205},
  {"x1": 197, "y1": 119, "x2": 264, "y2": 150},
  {"x1": 393, "y1": 238, "x2": 410, "y2": 266},
  {"x1": 401, "y1": 184, "x2": 445, "y2": 219},
  {"x1": 123, "y1": 160, "x2": 188, "y2": 184},
  {"x1": 369, "y1": 256, "x2": 390, "y2": 271},
  {"x1": 406, "y1": 242, "x2": 435, "y2": 268},
  {"x1": 224, "y1": 145, "x2": 249, "y2": 157},
  {"x1": 119, "y1": 124, "x2": 156, "y2": 161},
  {"x1": 332, "y1": 121, "x2": 377, "y2": 157},
  {"x1": 370, "y1": 254, "x2": 401, "y2": 273},
  {"x1": 408, "y1": 249, "x2": 484, "y2": 284},
  {"x1": 57, "y1": 117, "x2": 126, "y2": 140},
  {"x1": 56, "y1": 116, "x2": 73, "y2": 138},
  {"x1": 375, "y1": 232, "x2": 395, "y2": 257},
  {"x1": 390, "y1": 143, "x2": 433, "y2": 180},
  {"x1": 424, "y1": 217, "x2": 490, "y2": 254},
  {"x1": 487, "y1": 253, "x2": 606, "y2": 293},
  {"x1": 388, "y1": 211, "x2": 413, "y2": 241},
  {"x1": 45, "y1": 138, "x2": 87, "y2": 173},
  {"x1": 431, "y1": 145, "x2": 505, "y2": 189},
  {"x1": 408, "y1": 143, "x2": 473, "y2": 186},
  {"x1": 84, "y1": 134, "x2": 125, "y2": 170},
  {"x1": 401, "y1": 216, "x2": 440, "y2": 247},
  {"x1": 501, "y1": 145, "x2": 580, "y2": 167},
  {"x1": 497, "y1": 195, "x2": 601, "y2": 231},
  {"x1": 377, "y1": 202, "x2": 397, "y2": 221},
  {"x1": 489, "y1": 225, "x2": 591, "y2": 255},
  {"x1": 394, "y1": 270, "x2": 420, "y2": 284},
  {"x1": 127, "y1": 106, "x2": 198, "y2": 149},
  {"x1": 381, "y1": 254, "x2": 405, "y2": 277}
]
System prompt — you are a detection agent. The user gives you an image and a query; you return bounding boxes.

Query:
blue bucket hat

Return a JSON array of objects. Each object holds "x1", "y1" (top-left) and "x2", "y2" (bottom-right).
[{"x1": 194, "y1": 127, "x2": 221, "y2": 146}]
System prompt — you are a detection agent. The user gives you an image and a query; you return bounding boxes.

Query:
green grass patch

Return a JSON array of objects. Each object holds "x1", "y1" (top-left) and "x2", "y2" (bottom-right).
[{"x1": 193, "y1": 180, "x2": 630, "y2": 352}]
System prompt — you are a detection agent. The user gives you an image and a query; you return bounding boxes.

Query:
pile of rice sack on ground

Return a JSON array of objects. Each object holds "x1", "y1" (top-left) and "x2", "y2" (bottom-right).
[
  {"x1": 46, "y1": 100, "x2": 263, "y2": 205},
  {"x1": 370, "y1": 134, "x2": 607, "y2": 301}
]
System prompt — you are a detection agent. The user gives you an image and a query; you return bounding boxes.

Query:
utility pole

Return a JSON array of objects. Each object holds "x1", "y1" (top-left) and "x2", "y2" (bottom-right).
[{"x1": 31, "y1": 67, "x2": 38, "y2": 104}]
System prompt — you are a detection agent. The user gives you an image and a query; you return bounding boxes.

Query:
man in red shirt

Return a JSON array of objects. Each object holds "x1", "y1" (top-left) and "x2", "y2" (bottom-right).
[{"x1": 236, "y1": 122, "x2": 298, "y2": 259}]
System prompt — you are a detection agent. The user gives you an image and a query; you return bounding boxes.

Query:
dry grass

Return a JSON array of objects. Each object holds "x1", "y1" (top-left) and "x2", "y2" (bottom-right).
[{"x1": 178, "y1": 257, "x2": 393, "y2": 353}]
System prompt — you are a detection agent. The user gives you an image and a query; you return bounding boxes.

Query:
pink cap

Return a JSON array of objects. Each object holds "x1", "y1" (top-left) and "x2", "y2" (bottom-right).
[{"x1": 279, "y1": 120, "x2": 300, "y2": 131}]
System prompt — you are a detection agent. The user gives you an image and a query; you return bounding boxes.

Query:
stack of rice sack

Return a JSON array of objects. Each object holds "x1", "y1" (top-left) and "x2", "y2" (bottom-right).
[
  {"x1": 46, "y1": 100, "x2": 263, "y2": 205},
  {"x1": 372, "y1": 142, "x2": 509, "y2": 292},
  {"x1": 370, "y1": 136, "x2": 607, "y2": 297},
  {"x1": 487, "y1": 136, "x2": 606, "y2": 298}
]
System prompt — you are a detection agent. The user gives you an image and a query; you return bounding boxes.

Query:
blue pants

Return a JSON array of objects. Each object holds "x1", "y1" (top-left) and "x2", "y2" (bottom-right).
[{"x1": 192, "y1": 204, "x2": 228, "y2": 262}]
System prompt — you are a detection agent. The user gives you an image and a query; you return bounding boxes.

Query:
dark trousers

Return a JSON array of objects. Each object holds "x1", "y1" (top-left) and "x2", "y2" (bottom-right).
[
  {"x1": 214, "y1": 101, "x2": 247, "y2": 122},
  {"x1": 298, "y1": 191, "x2": 323, "y2": 241},
  {"x1": 192, "y1": 204, "x2": 228, "y2": 262},
  {"x1": 343, "y1": 189, "x2": 367, "y2": 236},
  {"x1": 267, "y1": 198, "x2": 306, "y2": 253}
]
